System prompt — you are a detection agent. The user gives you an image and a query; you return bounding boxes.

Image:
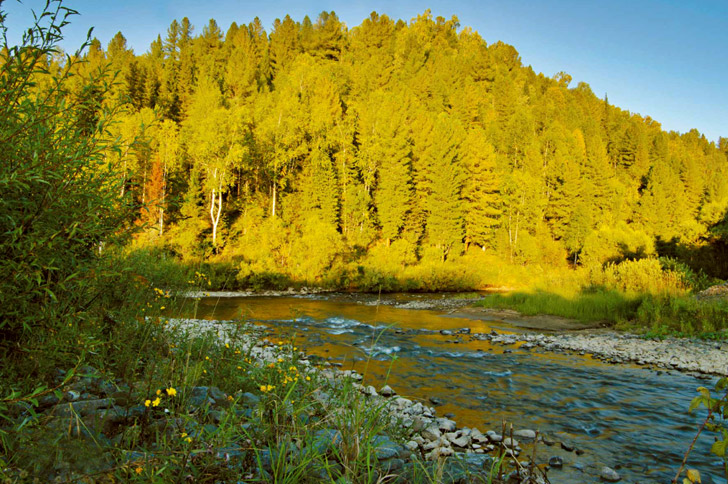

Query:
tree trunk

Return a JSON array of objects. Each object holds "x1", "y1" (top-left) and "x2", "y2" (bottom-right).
[
  {"x1": 210, "y1": 187, "x2": 223, "y2": 248},
  {"x1": 271, "y1": 182, "x2": 277, "y2": 218}
]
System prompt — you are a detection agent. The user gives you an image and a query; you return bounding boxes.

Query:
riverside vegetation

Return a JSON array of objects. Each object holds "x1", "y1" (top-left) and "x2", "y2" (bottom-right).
[{"x1": 0, "y1": 1, "x2": 727, "y2": 482}]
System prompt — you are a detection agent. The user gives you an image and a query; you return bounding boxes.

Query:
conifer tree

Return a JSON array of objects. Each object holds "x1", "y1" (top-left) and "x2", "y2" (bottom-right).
[{"x1": 461, "y1": 128, "x2": 500, "y2": 249}]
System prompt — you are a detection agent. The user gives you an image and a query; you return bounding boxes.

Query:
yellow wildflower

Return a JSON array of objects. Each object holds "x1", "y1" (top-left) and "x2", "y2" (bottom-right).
[
  {"x1": 181, "y1": 432, "x2": 188, "y2": 438},
  {"x1": 135, "y1": 467, "x2": 143, "y2": 474},
  {"x1": 225, "y1": 343, "x2": 230, "y2": 349},
  {"x1": 305, "y1": 376, "x2": 311, "y2": 381},
  {"x1": 152, "y1": 397, "x2": 161, "y2": 407},
  {"x1": 144, "y1": 399, "x2": 151, "y2": 407},
  {"x1": 156, "y1": 389, "x2": 161, "y2": 396},
  {"x1": 166, "y1": 387, "x2": 177, "y2": 397},
  {"x1": 185, "y1": 437, "x2": 192, "y2": 443}
]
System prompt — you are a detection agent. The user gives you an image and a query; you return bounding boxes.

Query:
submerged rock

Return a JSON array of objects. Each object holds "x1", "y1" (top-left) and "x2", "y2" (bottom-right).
[
  {"x1": 600, "y1": 466, "x2": 621, "y2": 482},
  {"x1": 548, "y1": 456, "x2": 563, "y2": 468}
]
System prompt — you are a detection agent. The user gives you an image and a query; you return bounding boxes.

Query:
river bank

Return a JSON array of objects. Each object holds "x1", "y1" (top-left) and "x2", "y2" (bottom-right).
[
  {"x1": 172, "y1": 317, "x2": 557, "y2": 483},
  {"x1": 179, "y1": 293, "x2": 728, "y2": 482},
  {"x1": 3, "y1": 314, "x2": 564, "y2": 483}
]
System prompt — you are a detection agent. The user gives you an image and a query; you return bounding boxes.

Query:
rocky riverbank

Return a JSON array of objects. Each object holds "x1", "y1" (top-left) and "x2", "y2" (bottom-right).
[
  {"x1": 467, "y1": 329, "x2": 728, "y2": 376},
  {"x1": 172, "y1": 318, "x2": 556, "y2": 482},
  {"x1": 173, "y1": 318, "x2": 628, "y2": 483}
]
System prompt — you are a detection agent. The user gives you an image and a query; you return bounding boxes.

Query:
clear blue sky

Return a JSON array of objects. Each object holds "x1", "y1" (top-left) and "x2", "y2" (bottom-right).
[{"x1": 3, "y1": 0, "x2": 726, "y2": 142}]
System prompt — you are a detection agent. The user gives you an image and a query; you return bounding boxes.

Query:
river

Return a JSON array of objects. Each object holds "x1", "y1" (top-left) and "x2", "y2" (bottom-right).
[{"x1": 181, "y1": 293, "x2": 726, "y2": 483}]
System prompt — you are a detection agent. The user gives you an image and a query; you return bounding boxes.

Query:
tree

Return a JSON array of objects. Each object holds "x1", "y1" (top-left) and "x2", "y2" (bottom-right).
[
  {"x1": 270, "y1": 15, "x2": 300, "y2": 74},
  {"x1": 461, "y1": 128, "x2": 500, "y2": 249},
  {"x1": 423, "y1": 114, "x2": 465, "y2": 261},
  {"x1": 184, "y1": 77, "x2": 247, "y2": 249}
]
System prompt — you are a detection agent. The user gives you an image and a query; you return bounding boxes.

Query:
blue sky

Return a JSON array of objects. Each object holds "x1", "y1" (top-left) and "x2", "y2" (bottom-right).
[{"x1": 3, "y1": 0, "x2": 726, "y2": 142}]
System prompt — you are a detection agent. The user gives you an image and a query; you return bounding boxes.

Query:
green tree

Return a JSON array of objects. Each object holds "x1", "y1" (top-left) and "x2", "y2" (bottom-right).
[
  {"x1": 424, "y1": 115, "x2": 465, "y2": 261},
  {"x1": 461, "y1": 128, "x2": 500, "y2": 249}
]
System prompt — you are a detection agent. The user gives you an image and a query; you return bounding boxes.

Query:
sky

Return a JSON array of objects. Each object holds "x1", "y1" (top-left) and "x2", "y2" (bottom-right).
[{"x1": 3, "y1": 0, "x2": 726, "y2": 143}]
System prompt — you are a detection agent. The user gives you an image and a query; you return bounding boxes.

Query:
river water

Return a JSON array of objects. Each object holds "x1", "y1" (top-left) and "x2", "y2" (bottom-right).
[{"x1": 183, "y1": 293, "x2": 726, "y2": 483}]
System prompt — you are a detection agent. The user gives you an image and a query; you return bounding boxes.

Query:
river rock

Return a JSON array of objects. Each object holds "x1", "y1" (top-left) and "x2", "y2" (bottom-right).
[
  {"x1": 503, "y1": 437, "x2": 518, "y2": 448},
  {"x1": 436, "y1": 417, "x2": 457, "y2": 432},
  {"x1": 423, "y1": 440, "x2": 440, "y2": 451},
  {"x1": 486, "y1": 431, "x2": 503, "y2": 443},
  {"x1": 541, "y1": 435, "x2": 556, "y2": 446},
  {"x1": 238, "y1": 392, "x2": 261, "y2": 406},
  {"x1": 379, "y1": 457, "x2": 404, "y2": 473},
  {"x1": 188, "y1": 387, "x2": 215, "y2": 407},
  {"x1": 560, "y1": 441, "x2": 575, "y2": 452},
  {"x1": 600, "y1": 466, "x2": 621, "y2": 482},
  {"x1": 379, "y1": 385, "x2": 395, "y2": 397},
  {"x1": 311, "y1": 428, "x2": 342, "y2": 455},
  {"x1": 448, "y1": 434, "x2": 470, "y2": 448},
  {"x1": 39, "y1": 394, "x2": 61, "y2": 408},
  {"x1": 372, "y1": 435, "x2": 402, "y2": 460},
  {"x1": 208, "y1": 386, "x2": 227, "y2": 403},
  {"x1": 471, "y1": 428, "x2": 488, "y2": 443},
  {"x1": 461, "y1": 453, "x2": 493, "y2": 470},
  {"x1": 513, "y1": 429, "x2": 537, "y2": 441},
  {"x1": 429, "y1": 396, "x2": 443, "y2": 406},
  {"x1": 50, "y1": 398, "x2": 115, "y2": 417},
  {"x1": 426, "y1": 445, "x2": 453, "y2": 460},
  {"x1": 364, "y1": 385, "x2": 378, "y2": 397},
  {"x1": 411, "y1": 415, "x2": 428, "y2": 432},
  {"x1": 548, "y1": 456, "x2": 563, "y2": 468},
  {"x1": 421, "y1": 426, "x2": 442, "y2": 441}
]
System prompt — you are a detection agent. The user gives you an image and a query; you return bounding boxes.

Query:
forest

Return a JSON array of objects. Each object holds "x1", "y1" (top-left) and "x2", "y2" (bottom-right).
[{"x1": 34, "y1": 10, "x2": 723, "y2": 291}]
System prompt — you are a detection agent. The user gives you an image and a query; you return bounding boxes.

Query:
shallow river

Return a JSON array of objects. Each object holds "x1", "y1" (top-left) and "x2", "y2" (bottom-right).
[{"x1": 183, "y1": 293, "x2": 725, "y2": 483}]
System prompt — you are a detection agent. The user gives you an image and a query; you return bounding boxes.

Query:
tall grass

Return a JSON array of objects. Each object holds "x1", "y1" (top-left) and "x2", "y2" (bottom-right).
[
  {"x1": 475, "y1": 258, "x2": 728, "y2": 337},
  {"x1": 477, "y1": 289, "x2": 643, "y2": 323}
]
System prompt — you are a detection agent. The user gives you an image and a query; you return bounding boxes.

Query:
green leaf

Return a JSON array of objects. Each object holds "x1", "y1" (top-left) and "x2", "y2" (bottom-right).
[
  {"x1": 689, "y1": 395, "x2": 706, "y2": 413},
  {"x1": 710, "y1": 439, "x2": 727, "y2": 457}
]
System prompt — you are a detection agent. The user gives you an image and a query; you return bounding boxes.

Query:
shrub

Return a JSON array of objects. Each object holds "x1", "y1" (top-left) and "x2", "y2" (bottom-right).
[{"x1": 0, "y1": 2, "x2": 134, "y2": 362}]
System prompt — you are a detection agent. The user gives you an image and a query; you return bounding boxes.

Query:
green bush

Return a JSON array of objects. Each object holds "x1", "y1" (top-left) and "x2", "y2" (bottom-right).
[{"x1": 0, "y1": 2, "x2": 134, "y2": 366}]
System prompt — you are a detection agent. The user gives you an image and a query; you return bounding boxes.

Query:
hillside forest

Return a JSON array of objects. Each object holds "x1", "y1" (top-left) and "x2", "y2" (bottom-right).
[{"x1": 32, "y1": 10, "x2": 728, "y2": 290}]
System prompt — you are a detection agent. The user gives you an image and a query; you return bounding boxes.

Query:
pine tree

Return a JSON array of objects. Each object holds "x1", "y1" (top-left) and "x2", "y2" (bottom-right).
[
  {"x1": 461, "y1": 128, "x2": 500, "y2": 249},
  {"x1": 424, "y1": 114, "x2": 465, "y2": 261}
]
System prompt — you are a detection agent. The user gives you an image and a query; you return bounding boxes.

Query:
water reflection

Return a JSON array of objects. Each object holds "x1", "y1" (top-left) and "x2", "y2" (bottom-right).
[{"x1": 182, "y1": 295, "x2": 726, "y2": 484}]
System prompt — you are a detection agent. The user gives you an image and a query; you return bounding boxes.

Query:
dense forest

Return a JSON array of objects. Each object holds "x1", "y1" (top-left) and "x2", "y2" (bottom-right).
[{"x1": 48, "y1": 10, "x2": 728, "y2": 287}]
